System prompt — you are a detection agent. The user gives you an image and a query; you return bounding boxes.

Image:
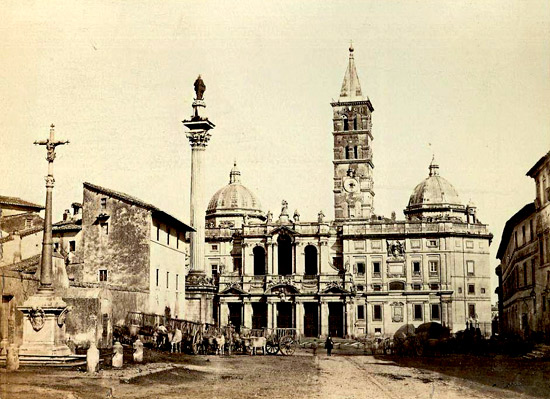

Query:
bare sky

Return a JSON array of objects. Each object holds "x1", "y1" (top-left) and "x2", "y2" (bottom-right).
[{"x1": 1, "y1": 1, "x2": 550, "y2": 298}]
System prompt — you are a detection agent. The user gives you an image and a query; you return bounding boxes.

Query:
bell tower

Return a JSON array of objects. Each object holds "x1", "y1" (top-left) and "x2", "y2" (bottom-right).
[{"x1": 332, "y1": 44, "x2": 375, "y2": 221}]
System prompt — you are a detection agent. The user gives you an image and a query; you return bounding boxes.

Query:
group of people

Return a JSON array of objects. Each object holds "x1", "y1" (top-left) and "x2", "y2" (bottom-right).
[{"x1": 311, "y1": 335, "x2": 334, "y2": 356}]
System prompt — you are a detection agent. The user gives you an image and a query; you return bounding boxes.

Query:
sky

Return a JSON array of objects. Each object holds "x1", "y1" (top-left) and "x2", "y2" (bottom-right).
[{"x1": 1, "y1": 1, "x2": 549, "y2": 300}]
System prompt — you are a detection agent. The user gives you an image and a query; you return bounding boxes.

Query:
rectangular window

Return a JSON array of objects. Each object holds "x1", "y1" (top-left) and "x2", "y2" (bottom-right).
[
  {"x1": 373, "y1": 284, "x2": 382, "y2": 292},
  {"x1": 429, "y1": 260, "x2": 439, "y2": 275},
  {"x1": 166, "y1": 272, "x2": 169, "y2": 288},
  {"x1": 373, "y1": 305, "x2": 382, "y2": 321},
  {"x1": 468, "y1": 304, "x2": 476, "y2": 319},
  {"x1": 458, "y1": 287, "x2": 463, "y2": 294},
  {"x1": 412, "y1": 284, "x2": 422, "y2": 291},
  {"x1": 357, "y1": 285, "x2": 364, "y2": 291},
  {"x1": 466, "y1": 260, "x2": 475, "y2": 276},
  {"x1": 101, "y1": 197, "x2": 107, "y2": 209},
  {"x1": 430, "y1": 283, "x2": 439, "y2": 290},
  {"x1": 356, "y1": 262, "x2": 365, "y2": 275},
  {"x1": 100, "y1": 222, "x2": 109, "y2": 235},
  {"x1": 522, "y1": 225, "x2": 526, "y2": 245},
  {"x1": 466, "y1": 240, "x2": 474, "y2": 249},
  {"x1": 468, "y1": 284, "x2": 475, "y2": 295},
  {"x1": 357, "y1": 305, "x2": 365, "y2": 320},
  {"x1": 481, "y1": 288, "x2": 486, "y2": 294},
  {"x1": 167, "y1": 228, "x2": 171, "y2": 245},
  {"x1": 211, "y1": 244, "x2": 218, "y2": 251},
  {"x1": 428, "y1": 239, "x2": 438, "y2": 248},
  {"x1": 431, "y1": 304, "x2": 440, "y2": 320},
  {"x1": 69, "y1": 240, "x2": 76, "y2": 252},
  {"x1": 530, "y1": 220, "x2": 534, "y2": 242},
  {"x1": 156, "y1": 225, "x2": 160, "y2": 241},
  {"x1": 156, "y1": 269, "x2": 159, "y2": 287},
  {"x1": 99, "y1": 269, "x2": 108, "y2": 282},
  {"x1": 414, "y1": 304, "x2": 423, "y2": 320},
  {"x1": 212, "y1": 264, "x2": 218, "y2": 280},
  {"x1": 372, "y1": 261, "x2": 381, "y2": 274},
  {"x1": 413, "y1": 261, "x2": 421, "y2": 274}
]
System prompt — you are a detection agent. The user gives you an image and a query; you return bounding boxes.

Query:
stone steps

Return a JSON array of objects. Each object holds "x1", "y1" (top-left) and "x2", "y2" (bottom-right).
[{"x1": 0, "y1": 354, "x2": 87, "y2": 367}]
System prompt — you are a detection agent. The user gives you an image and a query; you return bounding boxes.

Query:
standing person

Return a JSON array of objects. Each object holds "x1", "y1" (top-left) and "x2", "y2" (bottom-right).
[
  {"x1": 325, "y1": 334, "x2": 334, "y2": 356},
  {"x1": 312, "y1": 339, "x2": 318, "y2": 356}
]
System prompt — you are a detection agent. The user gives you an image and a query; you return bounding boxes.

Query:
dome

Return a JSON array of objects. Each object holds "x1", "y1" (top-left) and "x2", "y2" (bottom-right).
[
  {"x1": 206, "y1": 163, "x2": 264, "y2": 225},
  {"x1": 404, "y1": 158, "x2": 465, "y2": 220}
]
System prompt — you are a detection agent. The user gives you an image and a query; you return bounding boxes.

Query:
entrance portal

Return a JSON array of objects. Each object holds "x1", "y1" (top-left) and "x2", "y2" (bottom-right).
[
  {"x1": 228, "y1": 303, "x2": 242, "y2": 332},
  {"x1": 303, "y1": 302, "x2": 319, "y2": 337},
  {"x1": 277, "y1": 302, "x2": 294, "y2": 329},
  {"x1": 252, "y1": 303, "x2": 267, "y2": 329},
  {"x1": 328, "y1": 302, "x2": 344, "y2": 337}
]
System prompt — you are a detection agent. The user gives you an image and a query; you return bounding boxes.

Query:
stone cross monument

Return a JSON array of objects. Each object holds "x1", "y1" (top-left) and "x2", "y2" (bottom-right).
[
  {"x1": 18, "y1": 124, "x2": 72, "y2": 357},
  {"x1": 183, "y1": 76, "x2": 216, "y2": 324}
]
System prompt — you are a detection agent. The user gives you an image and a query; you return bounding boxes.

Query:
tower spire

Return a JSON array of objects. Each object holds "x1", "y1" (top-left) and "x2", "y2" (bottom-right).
[{"x1": 339, "y1": 43, "x2": 364, "y2": 102}]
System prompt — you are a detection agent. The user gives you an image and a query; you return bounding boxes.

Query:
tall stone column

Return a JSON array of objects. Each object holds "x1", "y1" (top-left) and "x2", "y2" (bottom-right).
[
  {"x1": 266, "y1": 241, "x2": 273, "y2": 275},
  {"x1": 243, "y1": 301, "x2": 253, "y2": 329},
  {"x1": 295, "y1": 301, "x2": 304, "y2": 337},
  {"x1": 267, "y1": 301, "x2": 274, "y2": 329},
  {"x1": 183, "y1": 75, "x2": 216, "y2": 324},
  {"x1": 321, "y1": 301, "x2": 329, "y2": 337}
]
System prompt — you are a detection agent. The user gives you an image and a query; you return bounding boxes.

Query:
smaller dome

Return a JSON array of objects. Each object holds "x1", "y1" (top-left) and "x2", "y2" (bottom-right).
[
  {"x1": 206, "y1": 163, "x2": 264, "y2": 225},
  {"x1": 405, "y1": 158, "x2": 465, "y2": 220}
]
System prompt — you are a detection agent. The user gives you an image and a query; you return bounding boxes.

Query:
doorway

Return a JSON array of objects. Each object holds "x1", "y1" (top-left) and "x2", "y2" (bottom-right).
[
  {"x1": 303, "y1": 302, "x2": 319, "y2": 337},
  {"x1": 277, "y1": 302, "x2": 294, "y2": 329},
  {"x1": 328, "y1": 302, "x2": 344, "y2": 337},
  {"x1": 228, "y1": 303, "x2": 242, "y2": 333}
]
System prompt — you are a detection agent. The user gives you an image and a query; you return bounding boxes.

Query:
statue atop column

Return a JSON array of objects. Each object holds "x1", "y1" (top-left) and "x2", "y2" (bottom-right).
[{"x1": 194, "y1": 75, "x2": 206, "y2": 100}]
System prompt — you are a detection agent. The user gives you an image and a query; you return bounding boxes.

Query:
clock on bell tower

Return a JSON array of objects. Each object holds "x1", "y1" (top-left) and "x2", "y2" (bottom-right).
[{"x1": 332, "y1": 44, "x2": 375, "y2": 221}]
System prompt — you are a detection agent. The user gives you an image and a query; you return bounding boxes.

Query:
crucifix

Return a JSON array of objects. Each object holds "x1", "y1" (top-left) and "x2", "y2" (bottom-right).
[{"x1": 34, "y1": 124, "x2": 69, "y2": 291}]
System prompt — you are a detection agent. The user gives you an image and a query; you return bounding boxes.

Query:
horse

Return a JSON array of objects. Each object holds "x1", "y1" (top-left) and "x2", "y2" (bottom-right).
[
  {"x1": 171, "y1": 327, "x2": 183, "y2": 353},
  {"x1": 215, "y1": 333, "x2": 225, "y2": 355},
  {"x1": 245, "y1": 336, "x2": 267, "y2": 355}
]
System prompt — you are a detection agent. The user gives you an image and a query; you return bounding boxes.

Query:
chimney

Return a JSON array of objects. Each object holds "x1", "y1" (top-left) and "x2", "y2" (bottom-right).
[
  {"x1": 71, "y1": 202, "x2": 82, "y2": 216},
  {"x1": 63, "y1": 209, "x2": 70, "y2": 221}
]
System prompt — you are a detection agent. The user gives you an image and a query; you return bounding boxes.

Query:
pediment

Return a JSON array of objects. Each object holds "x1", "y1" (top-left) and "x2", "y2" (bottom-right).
[
  {"x1": 220, "y1": 284, "x2": 247, "y2": 295},
  {"x1": 268, "y1": 225, "x2": 298, "y2": 237}
]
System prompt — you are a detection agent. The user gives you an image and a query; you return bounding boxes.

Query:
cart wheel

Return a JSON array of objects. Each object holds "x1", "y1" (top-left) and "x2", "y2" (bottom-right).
[
  {"x1": 279, "y1": 336, "x2": 296, "y2": 356},
  {"x1": 266, "y1": 341, "x2": 279, "y2": 355}
]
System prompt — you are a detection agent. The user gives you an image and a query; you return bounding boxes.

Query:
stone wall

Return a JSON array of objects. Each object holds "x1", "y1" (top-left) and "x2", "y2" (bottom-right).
[{"x1": 81, "y1": 187, "x2": 151, "y2": 290}]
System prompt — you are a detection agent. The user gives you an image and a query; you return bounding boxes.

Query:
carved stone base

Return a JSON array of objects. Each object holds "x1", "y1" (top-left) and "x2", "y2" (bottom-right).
[{"x1": 18, "y1": 289, "x2": 71, "y2": 357}]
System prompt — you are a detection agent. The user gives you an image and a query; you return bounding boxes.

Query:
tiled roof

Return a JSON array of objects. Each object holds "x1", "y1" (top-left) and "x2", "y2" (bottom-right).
[
  {"x1": 53, "y1": 218, "x2": 82, "y2": 232},
  {"x1": 0, "y1": 196, "x2": 44, "y2": 210},
  {"x1": 496, "y1": 202, "x2": 536, "y2": 260},
  {"x1": 526, "y1": 150, "x2": 550, "y2": 177},
  {"x1": 20, "y1": 226, "x2": 43, "y2": 237},
  {"x1": 83, "y1": 182, "x2": 194, "y2": 232},
  {"x1": 5, "y1": 254, "x2": 41, "y2": 274}
]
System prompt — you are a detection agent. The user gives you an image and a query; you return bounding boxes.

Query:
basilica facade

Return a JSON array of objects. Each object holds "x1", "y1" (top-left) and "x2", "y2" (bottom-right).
[{"x1": 203, "y1": 46, "x2": 493, "y2": 338}]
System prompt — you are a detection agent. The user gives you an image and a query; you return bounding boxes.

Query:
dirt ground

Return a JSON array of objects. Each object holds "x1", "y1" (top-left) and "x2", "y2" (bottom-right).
[{"x1": 1, "y1": 349, "x2": 549, "y2": 399}]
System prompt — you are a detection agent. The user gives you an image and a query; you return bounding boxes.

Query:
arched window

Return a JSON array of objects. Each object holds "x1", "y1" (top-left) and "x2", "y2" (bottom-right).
[
  {"x1": 353, "y1": 117, "x2": 358, "y2": 130},
  {"x1": 278, "y1": 235, "x2": 292, "y2": 276},
  {"x1": 389, "y1": 281, "x2": 405, "y2": 291},
  {"x1": 354, "y1": 146, "x2": 358, "y2": 159},
  {"x1": 253, "y1": 246, "x2": 266, "y2": 276},
  {"x1": 304, "y1": 245, "x2": 318, "y2": 276},
  {"x1": 343, "y1": 116, "x2": 349, "y2": 131},
  {"x1": 345, "y1": 146, "x2": 350, "y2": 160},
  {"x1": 346, "y1": 146, "x2": 354, "y2": 160}
]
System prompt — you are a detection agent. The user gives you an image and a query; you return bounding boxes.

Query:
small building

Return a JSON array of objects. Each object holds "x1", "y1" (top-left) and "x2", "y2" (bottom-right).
[
  {"x1": 496, "y1": 151, "x2": 550, "y2": 339},
  {"x1": 52, "y1": 183, "x2": 193, "y2": 346}
]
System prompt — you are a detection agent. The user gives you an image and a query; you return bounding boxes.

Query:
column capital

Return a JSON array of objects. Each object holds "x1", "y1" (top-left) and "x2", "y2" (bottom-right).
[{"x1": 186, "y1": 130, "x2": 211, "y2": 148}]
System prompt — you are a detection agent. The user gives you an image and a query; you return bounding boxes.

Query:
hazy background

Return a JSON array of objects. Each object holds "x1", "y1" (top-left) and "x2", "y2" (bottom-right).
[{"x1": 2, "y1": 1, "x2": 549, "y2": 301}]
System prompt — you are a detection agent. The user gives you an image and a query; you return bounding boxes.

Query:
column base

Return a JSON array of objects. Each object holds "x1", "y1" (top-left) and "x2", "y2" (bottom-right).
[{"x1": 18, "y1": 290, "x2": 72, "y2": 357}]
